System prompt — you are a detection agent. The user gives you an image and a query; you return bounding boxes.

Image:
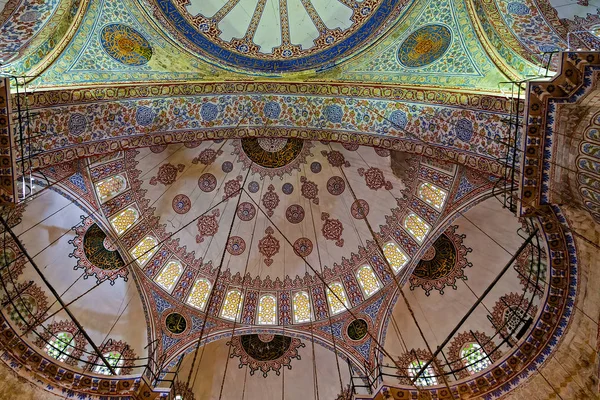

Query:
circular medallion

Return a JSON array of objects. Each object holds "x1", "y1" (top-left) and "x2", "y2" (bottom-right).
[
  {"x1": 165, "y1": 312, "x2": 187, "y2": 334},
  {"x1": 347, "y1": 319, "x2": 369, "y2": 341},
  {"x1": 389, "y1": 110, "x2": 408, "y2": 130},
  {"x1": 227, "y1": 236, "x2": 246, "y2": 255},
  {"x1": 282, "y1": 183, "x2": 294, "y2": 195},
  {"x1": 286, "y1": 204, "x2": 305, "y2": 224},
  {"x1": 172, "y1": 194, "x2": 191, "y2": 214},
  {"x1": 184, "y1": 141, "x2": 201, "y2": 148},
  {"x1": 68, "y1": 113, "x2": 87, "y2": 136},
  {"x1": 327, "y1": 176, "x2": 346, "y2": 196},
  {"x1": 310, "y1": 161, "x2": 322, "y2": 173},
  {"x1": 136, "y1": 106, "x2": 155, "y2": 126},
  {"x1": 237, "y1": 202, "x2": 256, "y2": 221},
  {"x1": 293, "y1": 237, "x2": 313, "y2": 257},
  {"x1": 455, "y1": 118, "x2": 473, "y2": 142},
  {"x1": 222, "y1": 161, "x2": 233, "y2": 173},
  {"x1": 100, "y1": 24, "x2": 153, "y2": 66},
  {"x1": 398, "y1": 24, "x2": 451, "y2": 68},
  {"x1": 374, "y1": 147, "x2": 390, "y2": 157},
  {"x1": 351, "y1": 199, "x2": 370, "y2": 219},
  {"x1": 198, "y1": 173, "x2": 217, "y2": 192},
  {"x1": 412, "y1": 234, "x2": 457, "y2": 279},
  {"x1": 342, "y1": 143, "x2": 359, "y2": 151},
  {"x1": 241, "y1": 137, "x2": 304, "y2": 169},
  {"x1": 248, "y1": 181, "x2": 260, "y2": 193},
  {"x1": 150, "y1": 145, "x2": 166, "y2": 153}
]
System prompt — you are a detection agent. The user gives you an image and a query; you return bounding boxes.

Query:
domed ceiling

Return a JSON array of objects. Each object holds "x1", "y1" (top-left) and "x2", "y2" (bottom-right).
[{"x1": 141, "y1": 0, "x2": 409, "y2": 72}]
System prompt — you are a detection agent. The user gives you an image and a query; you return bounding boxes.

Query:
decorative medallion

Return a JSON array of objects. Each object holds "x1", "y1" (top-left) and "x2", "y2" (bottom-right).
[
  {"x1": 374, "y1": 147, "x2": 390, "y2": 157},
  {"x1": 409, "y1": 226, "x2": 472, "y2": 296},
  {"x1": 198, "y1": 173, "x2": 217, "y2": 192},
  {"x1": 321, "y1": 150, "x2": 350, "y2": 168},
  {"x1": 200, "y1": 103, "x2": 218, "y2": 121},
  {"x1": 327, "y1": 176, "x2": 346, "y2": 196},
  {"x1": 68, "y1": 113, "x2": 87, "y2": 136},
  {"x1": 321, "y1": 212, "x2": 344, "y2": 247},
  {"x1": 237, "y1": 202, "x2": 256, "y2": 221},
  {"x1": 184, "y1": 141, "x2": 202, "y2": 148},
  {"x1": 347, "y1": 319, "x2": 369, "y2": 341},
  {"x1": 223, "y1": 175, "x2": 243, "y2": 200},
  {"x1": 227, "y1": 334, "x2": 305, "y2": 377},
  {"x1": 222, "y1": 161, "x2": 233, "y2": 173},
  {"x1": 100, "y1": 24, "x2": 152, "y2": 66},
  {"x1": 455, "y1": 118, "x2": 474, "y2": 142},
  {"x1": 263, "y1": 102, "x2": 282, "y2": 119},
  {"x1": 300, "y1": 176, "x2": 319, "y2": 204},
  {"x1": 388, "y1": 110, "x2": 408, "y2": 130},
  {"x1": 397, "y1": 24, "x2": 452, "y2": 68},
  {"x1": 233, "y1": 138, "x2": 314, "y2": 179},
  {"x1": 192, "y1": 148, "x2": 223, "y2": 165},
  {"x1": 310, "y1": 161, "x2": 322, "y2": 173},
  {"x1": 227, "y1": 236, "x2": 246, "y2": 256},
  {"x1": 69, "y1": 220, "x2": 127, "y2": 284},
  {"x1": 261, "y1": 184, "x2": 280, "y2": 217},
  {"x1": 165, "y1": 312, "x2": 187, "y2": 334},
  {"x1": 2, "y1": 282, "x2": 48, "y2": 329},
  {"x1": 150, "y1": 145, "x2": 166, "y2": 153},
  {"x1": 324, "y1": 105, "x2": 344, "y2": 123},
  {"x1": 172, "y1": 194, "x2": 191, "y2": 214},
  {"x1": 351, "y1": 199, "x2": 370, "y2": 219},
  {"x1": 286, "y1": 204, "x2": 305, "y2": 224},
  {"x1": 195, "y1": 209, "x2": 220, "y2": 243},
  {"x1": 149, "y1": 163, "x2": 185, "y2": 186},
  {"x1": 293, "y1": 238, "x2": 313, "y2": 257},
  {"x1": 136, "y1": 106, "x2": 155, "y2": 126},
  {"x1": 248, "y1": 181, "x2": 260, "y2": 193},
  {"x1": 258, "y1": 227, "x2": 280, "y2": 266},
  {"x1": 342, "y1": 143, "x2": 359, "y2": 151},
  {"x1": 357, "y1": 167, "x2": 393, "y2": 190},
  {"x1": 282, "y1": 182, "x2": 294, "y2": 195}
]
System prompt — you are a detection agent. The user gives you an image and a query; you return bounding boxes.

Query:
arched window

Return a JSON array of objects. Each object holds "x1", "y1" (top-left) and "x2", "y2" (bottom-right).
[
  {"x1": 404, "y1": 213, "x2": 430, "y2": 243},
  {"x1": 504, "y1": 306, "x2": 527, "y2": 337},
  {"x1": 221, "y1": 289, "x2": 243, "y2": 321},
  {"x1": 407, "y1": 359, "x2": 438, "y2": 386},
  {"x1": 95, "y1": 175, "x2": 127, "y2": 202},
  {"x1": 93, "y1": 351, "x2": 124, "y2": 375},
  {"x1": 131, "y1": 236, "x2": 158, "y2": 266},
  {"x1": 155, "y1": 260, "x2": 183, "y2": 292},
  {"x1": 382, "y1": 242, "x2": 409, "y2": 273},
  {"x1": 356, "y1": 265, "x2": 381, "y2": 298},
  {"x1": 109, "y1": 207, "x2": 139, "y2": 235},
  {"x1": 417, "y1": 182, "x2": 447, "y2": 211},
  {"x1": 7, "y1": 295, "x2": 36, "y2": 325},
  {"x1": 257, "y1": 294, "x2": 277, "y2": 325},
  {"x1": 460, "y1": 343, "x2": 491, "y2": 374},
  {"x1": 326, "y1": 282, "x2": 349, "y2": 315},
  {"x1": 45, "y1": 332, "x2": 75, "y2": 362},
  {"x1": 293, "y1": 291, "x2": 311, "y2": 323},
  {"x1": 186, "y1": 278, "x2": 211, "y2": 311}
]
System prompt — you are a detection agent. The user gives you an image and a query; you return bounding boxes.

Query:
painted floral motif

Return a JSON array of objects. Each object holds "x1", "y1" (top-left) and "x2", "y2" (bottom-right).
[
  {"x1": 195, "y1": 209, "x2": 220, "y2": 243},
  {"x1": 149, "y1": 163, "x2": 185, "y2": 186},
  {"x1": 327, "y1": 176, "x2": 346, "y2": 196},
  {"x1": 258, "y1": 227, "x2": 280, "y2": 266},
  {"x1": 351, "y1": 199, "x2": 370, "y2": 219},
  {"x1": 262, "y1": 184, "x2": 280, "y2": 217},
  {"x1": 300, "y1": 176, "x2": 319, "y2": 204},
  {"x1": 223, "y1": 175, "x2": 243, "y2": 200},
  {"x1": 198, "y1": 173, "x2": 217, "y2": 192},
  {"x1": 2, "y1": 282, "x2": 48, "y2": 329},
  {"x1": 237, "y1": 202, "x2": 256, "y2": 221},
  {"x1": 286, "y1": 204, "x2": 305, "y2": 224},
  {"x1": 150, "y1": 145, "x2": 166, "y2": 153},
  {"x1": 172, "y1": 194, "x2": 191, "y2": 214},
  {"x1": 227, "y1": 334, "x2": 305, "y2": 377},
  {"x1": 192, "y1": 148, "x2": 223, "y2": 165},
  {"x1": 227, "y1": 236, "x2": 246, "y2": 255},
  {"x1": 358, "y1": 167, "x2": 393, "y2": 190},
  {"x1": 374, "y1": 147, "x2": 390, "y2": 157},
  {"x1": 293, "y1": 238, "x2": 313, "y2": 257},
  {"x1": 321, "y1": 150, "x2": 350, "y2": 168},
  {"x1": 342, "y1": 143, "x2": 359, "y2": 151},
  {"x1": 321, "y1": 212, "x2": 344, "y2": 247},
  {"x1": 34, "y1": 321, "x2": 87, "y2": 366}
]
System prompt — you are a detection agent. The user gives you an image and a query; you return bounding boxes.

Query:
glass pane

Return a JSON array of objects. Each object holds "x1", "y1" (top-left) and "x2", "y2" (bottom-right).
[
  {"x1": 94, "y1": 351, "x2": 124, "y2": 375},
  {"x1": 131, "y1": 236, "x2": 158, "y2": 266},
  {"x1": 293, "y1": 292, "x2": 311, "y2": 323},
  {"x1": 407, "y1": 359, "x2": 438, "y2": 386},
  {"x1": 417, "y1": 182, "x2": 447, "y2": 211},
  {"x1": 186, "y1": 279, "x2": 211, "y2": 311},
  {"x1": 326, "y1": 282, "x2": 348, "y2": 315},
  {"x1": 257, "y1": 295, "x2": 277, "y2": 325},
  {"x1": 460, "y1": 343, "x2": 491, "y2": 374},
  {"x1": 382, "y1": 242, "x2": 409, "y2": 273},
  {"x1": 221, "y1": 289, "x2": 243, "y2": 321},
  {"x1": 155, "y1": 260, "x2": 183, "y2": 292},
  {"x1": 404, "y1": 213, "x2": 430, "y2": 243},
  {"x1": 110, "y1": 207, "x2": 139, "y2": 235},
  {"x1": 95, "y1": 175, "x2": 126, "y2": 202},
  {"x1": 45, "y1": 332, "x2": 74, "y2": 362},
  {"x1": 356, "y1": 265, "x2": 381, "y2": 297}
]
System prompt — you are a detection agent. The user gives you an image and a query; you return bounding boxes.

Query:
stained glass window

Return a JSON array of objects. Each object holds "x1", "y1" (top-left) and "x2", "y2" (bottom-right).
[
  {"x1": 293, "y1": 291, "x2": 311, "y2": 323},
  {"x1": 326, "y1": 282, "x2": 349, "y2": 315},
  {"x1": 8, "y1": 295, "x2": 36, "y2": 325},
  {"x1": 407, "y1": 359, "x2": 438, "y2": 386},
  {"x1": 93, "y1": 351, "x2": 124, "y2": 375},
  {"x1": 221, "y1": 289, "x2": 243, "y2": 321},
  {"x1": 155, "y1": 260, "x2": 183, "y2": 292},
  {"x1": 45, "y1": 332, "x2": 75, "y2": 362},
  {"x1": 460, "y1": 343, "x2": 491, "y2": 374},
  {"x1": 417, "y1": 182, "x2": 447, "y2": 211},
  {"x1": 95, "y1": 175, "x2": 126, "y2": 202},
  {"x1": 131, "y1": 236, "x2": 158, "y2": 266},
  {"x1": 186, "y1": 278, "x2": 211, "y2": 311},
  {"x1": 356, "y1": 265, "x2": 381, "y2": 298},
  {"x1": 404, "y1": 213, "x2": 430, "y2": 243},
  {"x1": 110, "y1": 207, "x2": 139, "y2": 235},
  {"x1": 257, "y1": 294, "x2": 277, "y2": 325},
  {"x1": 382, "y1": 242, "x2": 409, "y2": 273}
]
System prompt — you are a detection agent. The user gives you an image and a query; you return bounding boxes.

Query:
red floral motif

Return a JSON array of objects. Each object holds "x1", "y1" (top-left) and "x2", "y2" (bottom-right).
[
  {"x1": 262, "y1": 184, "x2": 280, "y2": 217},
  {"x1": 258, "y1": 227, "x2": 280, "y2": 266},
  {"x1": 196, "y1": 209, "x2": 220, "y2": 243},
  {"x1": 321, "y1": 150, "x2": 350, "y2": 168},
  {"x1": 227, "y1": 236, "x2": 246, "y2": 255},
  {"x1": 286, "y1": 204, "x2": 305, "y2": 224},
  {"x1": 300, "y1": 176, "x2": 319, "y2": 204},
  {"x1": 293, "y1": 237, "x2": 313, "y2": 257},
  {"x1": 350, "y1": 199, "x2": 369, "y2": 219},
  {"x1": 327, "y1": 176, "x2": 346, "y2": 196},
  {"x1": 149, "y1": 163, "x2": 185, "y2": 186},
  {"x1": 223, "y1": 175, "x2": 243, "y2": 200},
  {"x1": 237, "y1": 202, "x2": 256, "y2": 221},
  {"x1": 357, "y1": 167, "x2": 393, "y2": 190},
  {"x1": 321, "y1": 212, "x2": 344, "y2": 247},
  {"x1": 192, "y1": 148, "x2": 223, "y2": 165},
  {"x1": 374, "y1": 147, "x2": 390, "y2": 157}
]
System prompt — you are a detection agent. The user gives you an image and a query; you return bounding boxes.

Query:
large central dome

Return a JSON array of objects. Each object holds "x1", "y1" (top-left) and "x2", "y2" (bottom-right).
[{"x1": 143, "y1": 0, "x2": 409, "y2": 72}]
